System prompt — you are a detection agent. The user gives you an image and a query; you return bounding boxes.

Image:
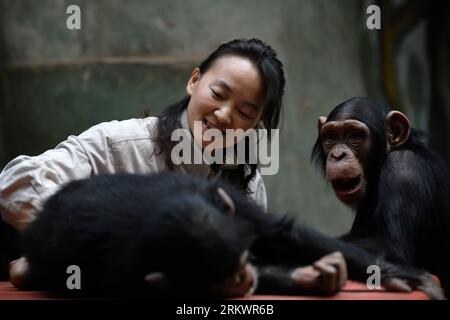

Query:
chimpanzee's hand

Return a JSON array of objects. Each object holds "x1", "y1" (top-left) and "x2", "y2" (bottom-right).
[
  {"x1": 291, "y1": 251, "x2": 348, "y2": 294},
  {"x1": 380, "y1": 264, "x2": 446, "y2": 300}
]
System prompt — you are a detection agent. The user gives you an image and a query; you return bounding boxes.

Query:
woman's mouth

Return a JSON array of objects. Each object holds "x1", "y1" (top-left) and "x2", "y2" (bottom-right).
[{"x1": 203, "y1": 119, "x2": 225, "y2": 134}]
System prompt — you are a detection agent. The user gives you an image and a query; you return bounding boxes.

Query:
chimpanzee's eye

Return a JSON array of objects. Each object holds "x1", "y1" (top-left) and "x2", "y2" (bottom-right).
[
  {"x1": 323, "y1": 133, "x2": 336, "y2": 145},
  {"x1": 348, "y1": 131, "x2": 364, "y2": 142}
]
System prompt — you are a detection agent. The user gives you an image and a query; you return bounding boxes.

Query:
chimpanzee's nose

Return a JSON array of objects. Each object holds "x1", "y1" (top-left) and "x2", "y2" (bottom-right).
[{"x1": 330, "y1": 150, "x2": 347, "y2": 161}]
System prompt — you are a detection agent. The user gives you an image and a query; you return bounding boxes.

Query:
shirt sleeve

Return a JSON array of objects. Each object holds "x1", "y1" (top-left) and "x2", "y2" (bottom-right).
[
  {"x1": 0, "y1": 123, "x2": 113, "y2": 230},
  {"x1": 248, "y1": 170, "x2": 268, "y2": 212}
]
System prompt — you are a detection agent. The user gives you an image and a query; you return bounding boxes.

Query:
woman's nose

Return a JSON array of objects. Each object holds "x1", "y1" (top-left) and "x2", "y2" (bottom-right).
[{"x1": 214, "y1": 105, "x2": 232, "y2": 125}]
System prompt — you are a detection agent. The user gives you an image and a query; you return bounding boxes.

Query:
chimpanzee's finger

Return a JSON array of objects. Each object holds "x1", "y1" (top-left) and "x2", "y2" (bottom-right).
[
  {"x1": 314, "y1": 260, "x2": 337, "y2": 293},
  {"x1": 291, "y1": 265, "x2": 321, "y2": 290},
  {"x1": 382, "y1": 278, "x2": 413, "y2": 292},
  {"x1": 9, "y1": 256, "x2": 30, "y2": 288},
  {"x1": 316, "y1": 252, "x2": 348, "y2": 289},
  {"x1": 330, "y1": 252, "x2": 348, "y2": 288}
]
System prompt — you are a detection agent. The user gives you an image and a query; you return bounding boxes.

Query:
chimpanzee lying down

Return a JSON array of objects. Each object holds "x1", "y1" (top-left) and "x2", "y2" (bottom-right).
[{"x1": 15, "y1": 172, "x2": 444, "y2": 299}]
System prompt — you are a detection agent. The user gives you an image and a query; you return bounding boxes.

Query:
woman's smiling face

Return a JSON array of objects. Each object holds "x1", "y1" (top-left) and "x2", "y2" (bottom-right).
[{"x1": 186, "y1": 55, "x2": 265, "y2": 149}]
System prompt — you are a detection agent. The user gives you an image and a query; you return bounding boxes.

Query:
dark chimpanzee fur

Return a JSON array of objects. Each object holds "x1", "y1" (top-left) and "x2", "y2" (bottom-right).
[
  {"x1": 312, "y1": 97, "x2": 450, "y2": 294},
  {"x1": 20, "y1": 172, "x2": 444, "y2": 298},
  {"x1": 21, "y1": 172, "x2": 255, "y2": 298}
]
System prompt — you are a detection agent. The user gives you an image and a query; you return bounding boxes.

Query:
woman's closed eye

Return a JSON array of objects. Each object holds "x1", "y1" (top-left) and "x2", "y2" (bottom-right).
[
  {"x1": 210, "y1": 87, "x2": 224, "y2": 100},
  {"x1": 239, "y1": 110, "x2": 252, "y2": 120}
]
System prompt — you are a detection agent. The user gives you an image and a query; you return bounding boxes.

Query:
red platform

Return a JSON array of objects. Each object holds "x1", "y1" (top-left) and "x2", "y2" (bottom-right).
[{"x1": 0, "y1": 281, "x2": 432, "y2": 300}]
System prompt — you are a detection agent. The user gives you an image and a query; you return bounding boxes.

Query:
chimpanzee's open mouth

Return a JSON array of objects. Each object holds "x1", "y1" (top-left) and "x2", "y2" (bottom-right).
[{"x1": 331, "y1": 176, "x2": 362, "y2": 194}]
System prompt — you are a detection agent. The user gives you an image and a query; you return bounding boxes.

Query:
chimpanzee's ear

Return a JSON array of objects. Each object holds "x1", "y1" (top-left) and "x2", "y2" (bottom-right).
[
  {"x1": 145, "y1": 272, "x2": 170, "y2": 289},
  {"x1": 217, "y1": 188, "x2": 235, "y2": 216},
  {"x1": 317, "y1": 116, "x2": 327, "y2": 133},
  {"x1": 386, "y1": 111, "x2": 411, "y2": 147}
]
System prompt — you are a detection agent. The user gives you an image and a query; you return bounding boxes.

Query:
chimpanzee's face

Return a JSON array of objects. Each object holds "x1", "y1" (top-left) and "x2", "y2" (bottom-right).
[
  {"x1": 186, "y1": 55, "x2": 265, "y2": 149},
  {"x1": 144, "y1": 249, "x2": 257, "y2": 298},
  {"x1": 319, "y1": 119, "x2": 372, "y2": 206},
  {"x1": 210, "y1": 250, "x2": 257, "y2": 298}
]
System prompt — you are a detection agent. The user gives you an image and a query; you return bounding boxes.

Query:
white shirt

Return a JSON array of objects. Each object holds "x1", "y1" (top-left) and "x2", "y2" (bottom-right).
[{"x1": 0, "y1": 111, "x2": 267, "y2": 230}]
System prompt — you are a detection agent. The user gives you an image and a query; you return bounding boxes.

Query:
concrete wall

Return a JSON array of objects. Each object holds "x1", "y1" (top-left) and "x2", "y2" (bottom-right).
[{"x1": 0, "y1": 0, "x2": 441, "y2": 235}]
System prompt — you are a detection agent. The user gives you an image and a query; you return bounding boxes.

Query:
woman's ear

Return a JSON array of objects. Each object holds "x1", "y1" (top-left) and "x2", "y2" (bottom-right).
[
  {"x1": 186, "y1": 67, "x2": 201, "y2": 96},
  {"x1": 386, "y1": 111, "x2": 411, "y2": 147}
]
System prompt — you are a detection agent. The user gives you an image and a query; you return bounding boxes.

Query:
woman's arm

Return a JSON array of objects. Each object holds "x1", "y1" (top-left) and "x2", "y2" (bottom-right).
[{"x1": 0, "y1": 124, "x2": 112, "y2": 230}]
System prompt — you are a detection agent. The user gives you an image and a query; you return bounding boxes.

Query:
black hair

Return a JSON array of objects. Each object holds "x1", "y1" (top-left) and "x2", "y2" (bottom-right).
[{"x1": 155, "y1": 38, "x2": 285, "y2": 194}]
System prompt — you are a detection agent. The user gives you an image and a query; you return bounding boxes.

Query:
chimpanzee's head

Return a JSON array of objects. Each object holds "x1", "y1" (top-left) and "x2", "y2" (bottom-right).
[
  {"x1": 311, "y1": 97, "x2": 411, "y2": 206},
  {"x1": 141, "y1": 177, "x2": 260, "y2": 298}
]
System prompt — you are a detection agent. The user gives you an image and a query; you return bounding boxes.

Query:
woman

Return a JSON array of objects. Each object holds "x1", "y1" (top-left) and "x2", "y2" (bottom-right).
[{"x1": 0, "y1": 38, "x2": 284, "y2": 231}]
